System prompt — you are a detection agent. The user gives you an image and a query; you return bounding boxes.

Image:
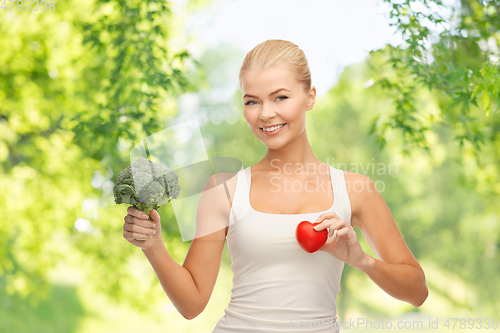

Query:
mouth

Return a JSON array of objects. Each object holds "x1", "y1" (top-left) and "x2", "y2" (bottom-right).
[{"x1": 260, "y1": 123, "x2": 287, "y2": 136}]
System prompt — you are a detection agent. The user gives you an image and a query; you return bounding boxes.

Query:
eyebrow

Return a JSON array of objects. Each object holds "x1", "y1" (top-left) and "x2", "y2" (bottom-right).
[{"x1": 243, "y1": 88, "x2": 291, "y2": 99}]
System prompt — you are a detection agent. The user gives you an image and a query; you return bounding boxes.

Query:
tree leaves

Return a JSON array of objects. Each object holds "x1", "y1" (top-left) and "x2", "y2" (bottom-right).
[
  {"x1": 0, "y1": 0, "x2": 211, "y2": 313},
  {"x1": 376, "y1": 0, "x2": 500, "y2": 161}
]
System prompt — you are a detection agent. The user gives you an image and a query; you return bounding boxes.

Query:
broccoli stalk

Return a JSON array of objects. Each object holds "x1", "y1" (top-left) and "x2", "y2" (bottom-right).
[{"x1": 113, "y1": 158, "x2": 181, "y2": 217}]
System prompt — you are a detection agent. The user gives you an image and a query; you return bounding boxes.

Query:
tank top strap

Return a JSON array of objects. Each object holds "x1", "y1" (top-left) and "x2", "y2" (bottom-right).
[
  {"x1": 330, "y1": 166, "x2": 352, "y2": 225},
  {"x1": 228, "y1": 165, "x2": 352, "y2": 225},
  {"x1": 228, "y1": 167, "x2": 252, "y2": 226}
]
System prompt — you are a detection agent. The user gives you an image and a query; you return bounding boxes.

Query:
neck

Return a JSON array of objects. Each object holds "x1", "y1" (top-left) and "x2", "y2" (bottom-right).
[{"x1": 258, "y1": 128, "x2": 324, "y2": 173}]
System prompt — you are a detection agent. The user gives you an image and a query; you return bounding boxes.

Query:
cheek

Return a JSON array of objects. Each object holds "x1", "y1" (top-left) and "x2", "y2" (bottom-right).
[
  {"x1": 243, "y1": 109, "x2": 260, "y2": 132},
  {"x1": 243, "y1": 109, "x2": 253, "y2": 124},
  {"x1": 283, "y1": 105, "x2": 305, "y2": 123}
]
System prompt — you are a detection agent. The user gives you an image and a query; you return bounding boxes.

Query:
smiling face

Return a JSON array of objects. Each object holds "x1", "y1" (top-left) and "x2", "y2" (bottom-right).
[{"x1": 241, "y1": 65, "x2": 316, "y2": 149}]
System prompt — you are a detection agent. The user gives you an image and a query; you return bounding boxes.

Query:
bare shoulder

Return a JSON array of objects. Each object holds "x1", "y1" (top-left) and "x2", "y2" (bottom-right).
[
  {"x1": 343, "y1": 170, "x2": 378, "y2": 228},
  {"x1": 195, "y1": 172, "x2": 238, "y2": 239},
  {"x1": 208, "y1": 172, "x2": 238, "y2": 209},
  {"x1": 343, "y1": 170, "x2": 424, "y2": 281}
]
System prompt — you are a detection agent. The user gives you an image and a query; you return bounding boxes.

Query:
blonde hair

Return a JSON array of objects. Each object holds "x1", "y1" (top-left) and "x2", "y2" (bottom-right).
[{"x1": 239, "y1": 39, "x2": 312, "y2": 94}]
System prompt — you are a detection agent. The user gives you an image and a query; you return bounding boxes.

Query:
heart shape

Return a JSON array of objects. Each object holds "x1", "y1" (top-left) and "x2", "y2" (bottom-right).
[{"x1": 295, "y1": 221, "x2": 328, "y2": 253}]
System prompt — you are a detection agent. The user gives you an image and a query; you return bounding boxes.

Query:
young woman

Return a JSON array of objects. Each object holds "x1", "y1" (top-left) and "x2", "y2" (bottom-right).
[{"x1": 122, "y1": 39, "x2": 428, "y2": 332}]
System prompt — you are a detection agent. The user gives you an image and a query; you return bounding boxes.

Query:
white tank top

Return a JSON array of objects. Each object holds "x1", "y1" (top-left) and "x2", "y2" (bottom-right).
[{"x1": 211, "y1": 165, "x2": 352, "y2": 333}]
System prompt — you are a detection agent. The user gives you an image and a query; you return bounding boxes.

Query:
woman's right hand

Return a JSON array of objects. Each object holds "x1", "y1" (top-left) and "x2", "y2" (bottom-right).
[{"x1": 123, "y1": 206, "x2": 162, "y2": 250}]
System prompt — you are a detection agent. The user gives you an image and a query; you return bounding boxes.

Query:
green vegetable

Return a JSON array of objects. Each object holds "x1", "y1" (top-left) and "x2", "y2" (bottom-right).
[{"x1": 113, "y1": 157, "x2": 181, "y2": 216}]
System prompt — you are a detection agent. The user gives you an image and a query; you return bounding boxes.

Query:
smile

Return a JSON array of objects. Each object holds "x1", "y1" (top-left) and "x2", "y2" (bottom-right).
[{"x1": 260, "y1": 123, "x2": 286, "y2": 136}]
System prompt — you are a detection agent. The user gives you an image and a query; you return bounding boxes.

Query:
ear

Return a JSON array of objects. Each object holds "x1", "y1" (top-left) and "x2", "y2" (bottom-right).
[{"x1": 306, "y1": 86, "x2": 316, "y2": 111}]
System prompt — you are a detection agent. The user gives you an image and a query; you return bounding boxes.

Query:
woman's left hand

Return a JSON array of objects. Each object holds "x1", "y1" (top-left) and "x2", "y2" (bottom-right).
[{"x1": 314, "y1": 212, "x2": 368, "y2": 270}]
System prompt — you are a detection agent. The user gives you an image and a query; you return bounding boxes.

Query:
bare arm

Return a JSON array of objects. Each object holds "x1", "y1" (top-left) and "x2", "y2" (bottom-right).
[
  {"x1": 141, "y1": 172, "x2": 235, "y2": 319},
  {"x1": 142, "y1": 239, "x2": 202, "y2": 319},
  {"x1": 348, "y1": 172, "x2": 429, "y2": 307}
]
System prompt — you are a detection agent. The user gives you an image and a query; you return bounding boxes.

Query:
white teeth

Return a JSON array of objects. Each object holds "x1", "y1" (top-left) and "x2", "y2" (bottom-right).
[{"x1": 262, "y1": 124, "x2": 285, "y2": 132}]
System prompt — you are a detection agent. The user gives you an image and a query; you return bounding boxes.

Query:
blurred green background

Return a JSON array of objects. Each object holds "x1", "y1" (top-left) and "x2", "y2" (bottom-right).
[{"x1": 1, "y1": 0, "x2": 499, "y2": 332}]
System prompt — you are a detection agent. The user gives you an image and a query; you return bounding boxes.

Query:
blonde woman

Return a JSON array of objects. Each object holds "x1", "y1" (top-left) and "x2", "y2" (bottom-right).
[{"x1": 123, "y1": 39, "x2": 428, "y2": 332}]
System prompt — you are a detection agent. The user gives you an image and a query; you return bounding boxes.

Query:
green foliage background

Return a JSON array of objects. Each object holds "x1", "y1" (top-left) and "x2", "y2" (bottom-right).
[{"x1": 0, "y1": 0, "x2": 499, "y2": 332}]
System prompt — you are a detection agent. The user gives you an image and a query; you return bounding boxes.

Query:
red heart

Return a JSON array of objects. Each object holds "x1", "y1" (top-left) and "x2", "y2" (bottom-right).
[{"x1": 295, "y1": 221, "x2": 328, "y2": 253}]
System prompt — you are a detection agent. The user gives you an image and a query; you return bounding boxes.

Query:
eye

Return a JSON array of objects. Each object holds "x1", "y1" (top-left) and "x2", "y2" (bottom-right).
[
  {"x1": 276, "y1": 96, "x2": 288, "y2": 101},
  {"x1": 244, "y1": 100, "x2": 257, "y2": 106}
]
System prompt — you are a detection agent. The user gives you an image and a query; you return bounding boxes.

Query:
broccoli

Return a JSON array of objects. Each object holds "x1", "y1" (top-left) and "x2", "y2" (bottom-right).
[{"x1": 113, "y1": 157, "x2": 181, "y2": 216}]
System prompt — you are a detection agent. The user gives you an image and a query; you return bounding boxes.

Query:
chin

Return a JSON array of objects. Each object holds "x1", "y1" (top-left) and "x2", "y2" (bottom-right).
[{"x1": 260, "y1": 139, "x2": 287, "y2": 150}]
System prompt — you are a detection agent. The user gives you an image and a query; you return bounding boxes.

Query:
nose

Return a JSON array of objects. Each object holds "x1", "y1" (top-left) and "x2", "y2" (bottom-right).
[{"x1": 259, "y1": 102, "x2": 277, "y2": 121}]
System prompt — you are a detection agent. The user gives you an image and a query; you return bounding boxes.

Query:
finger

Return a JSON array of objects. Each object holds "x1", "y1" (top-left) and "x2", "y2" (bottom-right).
[
  {"x1": 124, "y1": 230, "x2": 148, "y2": 240},
  {"x1": 315, "y1": 212, "x2": 334, "y2": 223},
  {"x1": 149, "y1": 209, "x2": 161, "y2": 225},
  {"x1": 313, "y1": 219, "x2": 332, "y2": 232},
  {"x1": 313, "y1": 216, "x2": 336, "y2": 231},
  {"x1": 315, "y1": 211, "x2": 341, "y2": 223},
  {"x1": 335, "y1": 226, "x2": 355, "y2": 242},
  {"x1": 128, "y1": 238, "x2": 147, "y2": 247},
  {"x1": 325, "y1": 223, "x2": 339, "y2": 237},
  {"x1": 125, "y1": 222, "x2": 156, "y2": 237},
  {"x1": 125, "y1": 215, "x2": 156, "y2": 230},
  {"x1": 333, "y1": 229, "x2": 337, "y2": 241},
  {"x1": 314, "y1": 217, "x2": 346, "y2": 232},
  {"x1": 124, "y1": 230, "x2": 153, "y2": 240},
  {"x1": 326, "y1": 223, "x2": 336, "y2": 237},
  {"x1": 127, "y1": 206, "x2": 150, "y2": 220}
]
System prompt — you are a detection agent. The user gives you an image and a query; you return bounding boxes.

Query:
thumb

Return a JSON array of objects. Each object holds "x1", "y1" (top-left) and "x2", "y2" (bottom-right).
[{"x1": 149, "y1": 209, "x2": 160, "y2": 223}]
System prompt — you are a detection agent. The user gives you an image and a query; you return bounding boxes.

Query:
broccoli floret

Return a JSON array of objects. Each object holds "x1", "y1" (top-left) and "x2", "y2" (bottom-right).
[{"x1": 113, "y1": 157, "x2": 181, "y2": 215}]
